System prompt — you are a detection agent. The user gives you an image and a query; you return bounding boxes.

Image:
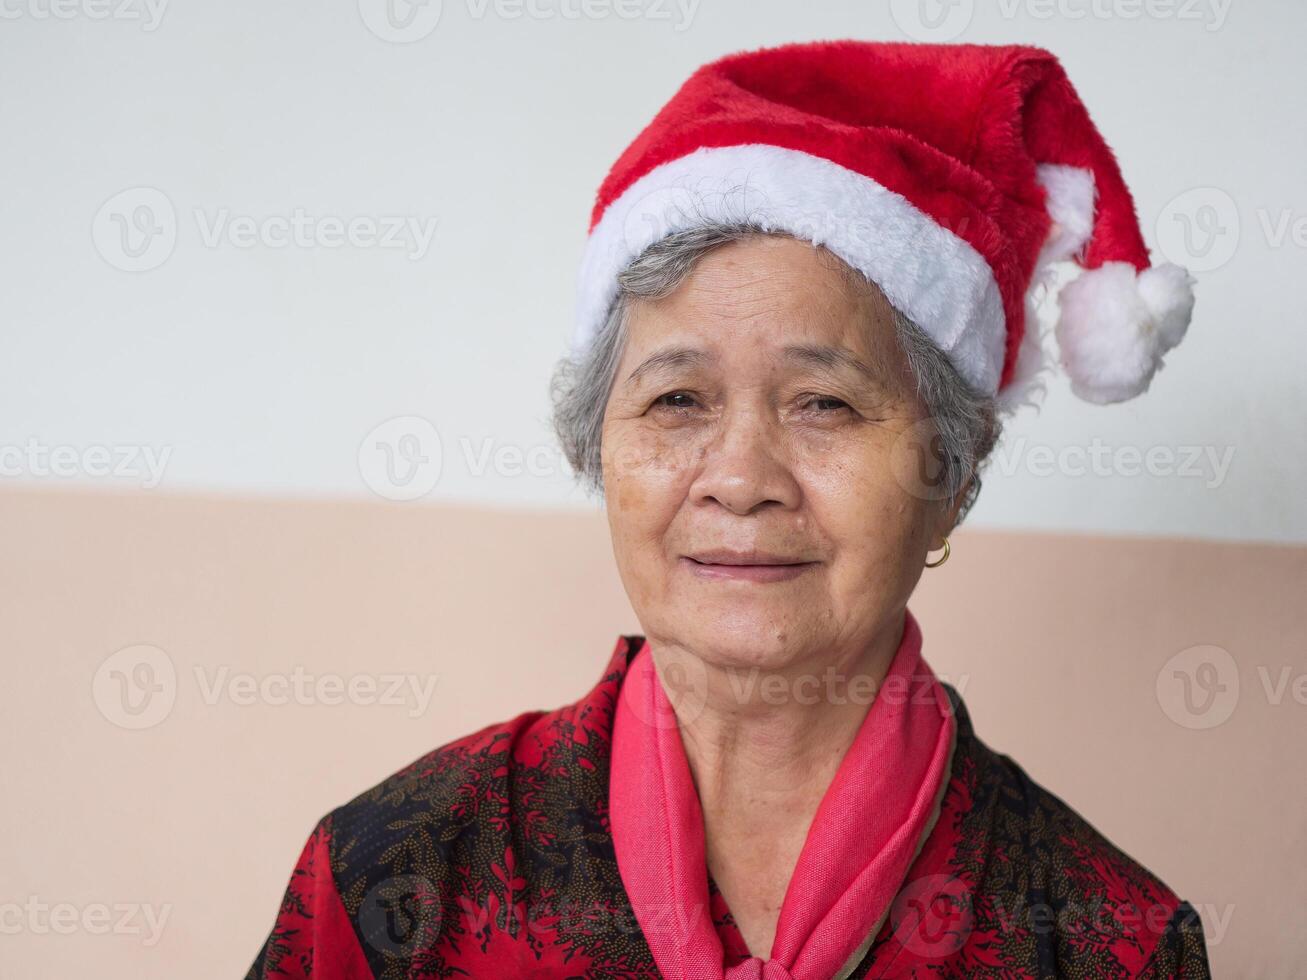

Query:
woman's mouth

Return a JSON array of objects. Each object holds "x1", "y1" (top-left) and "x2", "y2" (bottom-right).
[{"x1": 680, "y1": 551, "x2": 818, "y2": 583}]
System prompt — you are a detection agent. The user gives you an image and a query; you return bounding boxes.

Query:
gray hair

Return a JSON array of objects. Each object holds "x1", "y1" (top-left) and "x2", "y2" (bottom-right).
[{"x1": 549, "y1": 224, "x2": 1001, "y2": 523}]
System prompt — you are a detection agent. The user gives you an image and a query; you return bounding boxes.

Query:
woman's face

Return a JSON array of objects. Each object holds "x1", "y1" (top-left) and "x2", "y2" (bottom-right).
[{"x1": 601, "y1": 235, "x2": 959, "y2": 674}]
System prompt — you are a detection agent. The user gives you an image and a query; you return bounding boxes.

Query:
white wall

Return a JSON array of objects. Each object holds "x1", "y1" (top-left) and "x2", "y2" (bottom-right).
[{"x1": 2, "y1": 0, "x2": 1302, "y2": 542}]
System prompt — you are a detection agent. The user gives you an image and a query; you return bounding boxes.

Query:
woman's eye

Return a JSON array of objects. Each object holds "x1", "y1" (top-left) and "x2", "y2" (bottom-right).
[
  {"x1": 802, "y1": 394, "x2": 851, "y2": 412},
  {"x1": 653, "y1": 391, "x2": 698, "y2": 410}
]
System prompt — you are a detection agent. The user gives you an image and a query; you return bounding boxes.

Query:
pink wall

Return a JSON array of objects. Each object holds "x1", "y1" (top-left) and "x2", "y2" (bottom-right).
[{"x1": 1, "y1": 486, "x2": 1302, "y2": 977}]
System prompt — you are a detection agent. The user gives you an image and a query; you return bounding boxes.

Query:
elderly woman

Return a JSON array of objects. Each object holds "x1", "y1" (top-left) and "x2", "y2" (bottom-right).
[{"x1": 247, "y1": 41, "x2": 1210, "y2": 979}]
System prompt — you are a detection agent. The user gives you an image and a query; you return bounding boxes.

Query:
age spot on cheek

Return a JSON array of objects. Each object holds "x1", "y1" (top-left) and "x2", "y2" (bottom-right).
[
  {"x1": 609, "y1": 472, "x2": 645, "y2": 514},
  {"x1": 624, "y1": 432, "x2": 694, "y2": 479},
  {"x1": 604, "y1": 446, "x2": 668, "y2": 516}
]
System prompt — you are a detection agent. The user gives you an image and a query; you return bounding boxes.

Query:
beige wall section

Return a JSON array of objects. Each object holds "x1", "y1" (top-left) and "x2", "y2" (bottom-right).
[{"x1": 1, "y1": 486, "x2": 1302, "y2": 978}]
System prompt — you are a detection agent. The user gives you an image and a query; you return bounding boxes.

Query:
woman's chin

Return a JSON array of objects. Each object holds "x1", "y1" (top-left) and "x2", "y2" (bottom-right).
[{"x1": 661, "y1": 609, "x2": 822, "y2": 673}]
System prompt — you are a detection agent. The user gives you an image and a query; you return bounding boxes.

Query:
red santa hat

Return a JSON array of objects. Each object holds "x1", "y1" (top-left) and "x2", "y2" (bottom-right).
[{"x1": 571, "y1": 40, "x2": 1196, "y2": 407}]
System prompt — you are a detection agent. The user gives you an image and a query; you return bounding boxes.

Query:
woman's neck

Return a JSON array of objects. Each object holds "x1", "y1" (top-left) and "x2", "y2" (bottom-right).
[
  {"x1": 654, "y1": 611, "x2": 906, "y2": 799},
  {"x1": 645, "y1": 611, "x2": 906, "y2": 958}
]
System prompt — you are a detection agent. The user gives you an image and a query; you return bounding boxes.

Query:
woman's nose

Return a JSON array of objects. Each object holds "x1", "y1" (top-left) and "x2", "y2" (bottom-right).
[{"x1": 687, "y1": 409, "x2": 801, "y2": 516}]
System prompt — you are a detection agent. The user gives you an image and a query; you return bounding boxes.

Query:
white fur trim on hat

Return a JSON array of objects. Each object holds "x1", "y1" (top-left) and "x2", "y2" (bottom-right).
[
  {"x1": 1034, "y1": 163, "x2": 1097, "y2": 266},
  {"x1": 998, "y1": 164, "x2": 1098, "y2": 413},
  {"x1": 574, "y1": 143, "x2": 1008, "y2": 395}
]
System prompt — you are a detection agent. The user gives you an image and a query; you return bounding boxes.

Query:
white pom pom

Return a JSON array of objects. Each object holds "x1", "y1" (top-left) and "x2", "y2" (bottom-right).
[
  {"x1": 1138, "y1": 263, "x2": 1197, "y2": 350},
  {"x1": 1054, "y1": 261, "x2": 1196, "y2": 404}
]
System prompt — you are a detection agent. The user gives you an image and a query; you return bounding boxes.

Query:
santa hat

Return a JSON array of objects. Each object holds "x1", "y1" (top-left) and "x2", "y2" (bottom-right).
[{"x1": 571, "y1": 40, "x2": 1196, "y2": 407}]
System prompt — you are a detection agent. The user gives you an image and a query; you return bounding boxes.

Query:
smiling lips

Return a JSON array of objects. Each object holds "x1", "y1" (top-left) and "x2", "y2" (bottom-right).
[{"x1": 681, "y1": 550, "x2": 818, "y2": 583}]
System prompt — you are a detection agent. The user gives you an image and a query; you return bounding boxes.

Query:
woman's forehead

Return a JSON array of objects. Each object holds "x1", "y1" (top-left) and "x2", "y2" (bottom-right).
[
  {"x1": 619, "y1": 238, "x2": 900, "y2": 373},
  {"x1": 657, "y1": 235, "x2": 863, "y2": 302}
]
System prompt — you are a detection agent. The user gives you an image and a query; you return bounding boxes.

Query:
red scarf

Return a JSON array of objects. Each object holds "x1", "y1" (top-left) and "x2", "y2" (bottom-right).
[{"x1": 609, "y1": 609, "x2": 957, "y2": 980}]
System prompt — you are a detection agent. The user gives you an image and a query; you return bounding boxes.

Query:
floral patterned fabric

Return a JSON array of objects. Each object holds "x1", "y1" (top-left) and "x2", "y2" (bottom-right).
[{"x1": 246, "y1": 634, "x2": 1211, "y2": 979}]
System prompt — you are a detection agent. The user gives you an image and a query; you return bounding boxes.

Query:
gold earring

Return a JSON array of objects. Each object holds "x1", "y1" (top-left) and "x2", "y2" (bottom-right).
[{"x1": 925, "y1": 538, "x2": 950, "y2": 569}]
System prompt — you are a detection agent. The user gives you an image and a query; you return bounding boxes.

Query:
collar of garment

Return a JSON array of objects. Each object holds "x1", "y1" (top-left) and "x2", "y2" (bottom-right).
[{"x1": 608, "y1": 608, "x2": 958, "y2": 980}]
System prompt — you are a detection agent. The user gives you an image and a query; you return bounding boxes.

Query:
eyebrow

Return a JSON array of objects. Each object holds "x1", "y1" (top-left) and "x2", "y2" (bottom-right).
[
  {"x1": 623, "y1": 342, "x2": 885, "y2": 388},
  {"x1": 625, "y1": 346, "x2": 717, "y2": 386},
  {"x1": 781, "y1": 344, "x2": 885, "y2": 385}
]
